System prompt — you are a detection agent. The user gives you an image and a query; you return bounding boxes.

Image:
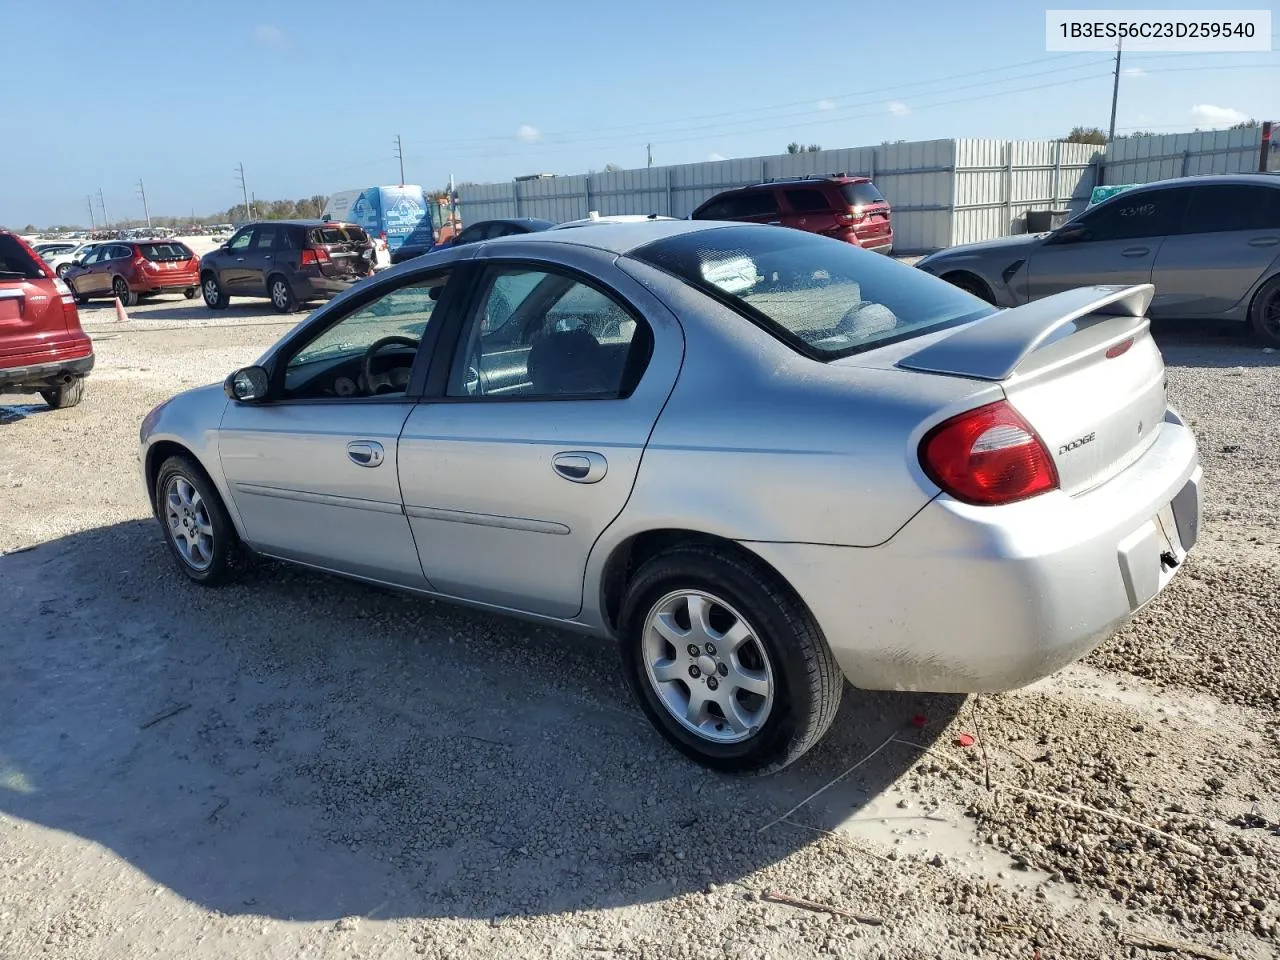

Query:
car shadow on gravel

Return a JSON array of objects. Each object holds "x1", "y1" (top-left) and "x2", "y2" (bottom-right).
[
  {"x1": 0, "y1": 400, "x2": 48, "y2": 423},
  {"x1": 1152, "y1": 320, "x2": 1280, "y2": 369},
  {"x1": 0, "y1": 519, "x2": 960, "y2": 923},
  {"x1": 78, "y1": 301, "x2": 303, "y2": 324}
]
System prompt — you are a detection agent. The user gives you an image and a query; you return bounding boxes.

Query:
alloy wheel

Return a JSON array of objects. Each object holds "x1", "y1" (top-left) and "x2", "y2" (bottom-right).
[
  {"x1": 113, "y1": 277, "x2": 128, "y2": 300},
  {"x1": 203, "y1": 278, "x2": 219, "y2": 304},
  {"x1": 271, "y1": 280, "x2": 289, "y2": 310},
  {"x1": 1262, "y1": 288, "x2": 1280, "y2": 342},
  {"x1": 164, "y1": 475, "x2": 215, "y2": 571},
  {"x1": 641, "y1": 589, "x2": 775, "y2": 744}
]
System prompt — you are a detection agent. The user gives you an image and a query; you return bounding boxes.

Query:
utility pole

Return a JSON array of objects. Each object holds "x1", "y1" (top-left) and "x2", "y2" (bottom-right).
[
  {"x1": 137, "y1": 178, "x2": 152, "y2": 230},
  {"x1": 86, "y1": 195, "x2": 96, "y2": 232},
  {"x1": 235, "y1": 163, "x2": 252, "y2": 220},
  {"x1": 97, "y1": 188, "x2": 109, "y2": 229},
  {"x1": 394, "y1": 134, "x2": 405, "y2": 185},
  {"x1": 646, "y1": 143, "x2": 653, "y2": 168},
  {"x1": 1107, "y1": 37, "x2": 1123, "y2": 144}
]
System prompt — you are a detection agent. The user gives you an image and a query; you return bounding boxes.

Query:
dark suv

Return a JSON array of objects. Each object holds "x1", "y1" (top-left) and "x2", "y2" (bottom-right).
[
  {"x1": 199, "y1": 220, "x2": 374, "y2": 313},
  {"x1": 691, "y1": 175, "x2": 893, "y2": 253}
]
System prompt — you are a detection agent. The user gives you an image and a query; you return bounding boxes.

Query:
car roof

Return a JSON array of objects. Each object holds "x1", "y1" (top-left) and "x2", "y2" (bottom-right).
[
  {"x1": 1115, "y1": 173, "x2": 1280, "y2": 193},
  {"x1": 482, "y1": 218, "x2": 736, "y2": 254}
]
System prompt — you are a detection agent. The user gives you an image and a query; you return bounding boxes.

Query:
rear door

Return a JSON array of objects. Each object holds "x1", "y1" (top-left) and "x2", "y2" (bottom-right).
[
  {"x1": 1150, "y1": 183, "x2": 1280, "y2": 318},
  {"x1": 396, "y1": 255, "x2": 683, "y2": 618},
  {"x1": 1024, "y1": 187, "x2": 1187, "y2": 302},
  {"x1": 782, "y1": 187, "x2": 834, "y2": 234}
]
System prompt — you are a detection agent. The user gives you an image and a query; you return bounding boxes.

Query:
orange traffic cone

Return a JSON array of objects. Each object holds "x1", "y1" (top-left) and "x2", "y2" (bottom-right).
[{"x1": 113, "y1": 296, "x2": 129, "y2": 323}]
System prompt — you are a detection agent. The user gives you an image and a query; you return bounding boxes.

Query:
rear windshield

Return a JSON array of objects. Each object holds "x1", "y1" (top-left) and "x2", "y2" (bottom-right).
[
  {"x1": 630, "y1": 225, "x2": 992, "y2": 359},
  {"x1": 0, "y1": 235, "x2": 45, "y2": 280},
  {"x1": 139, "y1": 242, "x2": 193, "y2": 261},
  {"x1": 840, "y1": 182, "x2": 886, "y2": 207},
  {"x1": 310, "y1": 225, "x2": 369, "y2": 245}
]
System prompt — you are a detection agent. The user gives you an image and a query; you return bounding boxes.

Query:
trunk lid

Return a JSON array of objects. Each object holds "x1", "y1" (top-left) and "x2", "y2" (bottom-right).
[{"x1": 894, "y1": 284, "x2": 1168, "y2": 495}]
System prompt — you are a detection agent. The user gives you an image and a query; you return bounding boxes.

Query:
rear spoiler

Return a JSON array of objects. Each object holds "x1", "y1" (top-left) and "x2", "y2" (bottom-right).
[{"x1": 897, "y1": 284, "x2": 1153, "y2": 382}]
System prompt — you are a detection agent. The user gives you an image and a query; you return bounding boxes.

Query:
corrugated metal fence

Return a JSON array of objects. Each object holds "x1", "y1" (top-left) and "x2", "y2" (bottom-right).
[{"x1": 458, "y1": 126, "x2": 1272, "y2": 254}]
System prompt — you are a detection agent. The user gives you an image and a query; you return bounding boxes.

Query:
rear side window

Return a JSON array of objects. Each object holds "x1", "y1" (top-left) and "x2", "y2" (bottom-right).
[
  {"x1": 784, "y1": 189, "x2": 829, "y2": 213},
  {"x1": 631, "y1": 225, "x2": 993, "y2": 360},
  {"x1": 1182, "y1": 185, "x2": 1280, "y2": 233},
  {"x1": 695, "y1": 190, "x2": 780, "y2": 220},
  {"x1": 840, "y1": 182, "x2": 886, "y2": 207},
  {"x1": 139, "y1": 242, "x2": 193, "y2": 261},
  {"x1": 0, "y1": 235, "x2": 44, "y2": 279}
]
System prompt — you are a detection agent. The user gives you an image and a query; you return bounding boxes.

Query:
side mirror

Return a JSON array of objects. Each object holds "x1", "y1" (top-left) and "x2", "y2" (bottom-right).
[
  {"x1": 72, "y1": 259, "x2": 83, "y2": 267},
  {"x1": 1049, "y1": 222, "x2": 1090, "y2": 245},
  {"x1": 224, "y1": 366, "x2": 270, "y2": 402}
]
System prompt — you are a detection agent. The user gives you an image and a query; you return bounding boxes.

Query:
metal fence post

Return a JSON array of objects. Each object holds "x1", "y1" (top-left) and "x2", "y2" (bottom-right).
[
  {"x1": 1004, "y1": 141, "x2": 1014, "y2": 234},
  {"x1": 513, "y1": 180, "x2": 521, "y2": 218},
  {"x1": 868, "y1": 149, "x2": 876, "y2": 182},
  {"x1": 666, "y1": 167, "x2": 674, "y2": 216},
  {"x1": 1052, "y1": 140, "x2": 1062, "y2": 207},
  {"x1": 584, "y1": 175, "x2": 592, "y2": 216},
  {"x1": 1180, "y1": 150, "x2": 1191, "y2": 177}
]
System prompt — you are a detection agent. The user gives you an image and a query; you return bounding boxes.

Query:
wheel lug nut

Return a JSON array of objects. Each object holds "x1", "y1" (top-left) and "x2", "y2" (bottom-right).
[
  {"x1": 688, "y1": 665, "x2": 701, "y2": 679},
  {"x1": 686, "y1": 644, "x2": 700, "y2": 658},
  {"x1": 706, "y1": 677, "x2": 719, "y2": 691},
  {"x1": 717, "y1": 663, "x2": 728, "y2": 677},
  {"x1": 704, "y1": 642, "x2": 717, "y2": 656}
]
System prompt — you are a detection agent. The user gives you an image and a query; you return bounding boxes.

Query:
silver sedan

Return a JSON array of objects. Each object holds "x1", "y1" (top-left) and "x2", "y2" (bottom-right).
[
  {"x1": 916, "y1": 173, "x2": 1280, "y2": 347},
  {"x1": 139, "y1": 221, "x2": 1201, "y2": 773}
]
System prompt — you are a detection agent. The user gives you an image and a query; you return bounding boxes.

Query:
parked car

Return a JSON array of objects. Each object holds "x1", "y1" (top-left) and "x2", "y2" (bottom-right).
[
  {"x1": 691, "y1": 175, "x2": 893, "y2": 253},
  {"x1": 64, "y1": 240, "x2": 199, "y2": 306},
  {"x1": 33, "y1": 241, "x2": 79, "y2": 259},
  {"x1": 0, "y1": 230, "x2": 93, "y2": 408},
  {"x1": 139, "y1": 221, "x2": 1202, "y2": 772},
  {"x1": 552, "y1": 214, "x2": 676, "y2": 230},
  {"x1": 199, "y1": 220, "x2": 375, "y2": 313},
  {"x1": 916, "y1": 173, "x2": 1280, "y2": 347},
  {"x1": 392, "y1": 218, "x2": 557, "y2": 264},
  {"x1": 44, "y1": 241, "x2": 106, "y2": 279}
]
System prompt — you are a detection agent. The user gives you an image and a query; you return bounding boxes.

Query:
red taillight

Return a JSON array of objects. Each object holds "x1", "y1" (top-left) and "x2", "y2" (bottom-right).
[
  {"x1": 1105, "y1": 337, "x2": 1134, "y2": 359},
  {"x1": 919, "y1": 400, "x2": 1059, "y2": 506},
  {"x1": 300, "y1": 246, "x2": 330, "y2": 266},
  {"x1": 836, "y1": 211, "x2": 856, "y2": 224}
]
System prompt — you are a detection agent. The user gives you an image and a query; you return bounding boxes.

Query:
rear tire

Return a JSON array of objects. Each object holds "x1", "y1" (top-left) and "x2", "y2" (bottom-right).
[
  {"x1": 1249, "y1": 275, "x2": 1280, "y2": 348},
  {"x1": 943, "y1": 271, "x2": 996, "y2": 304},
  {"x1": 55, "y1": 263, "x2": 71, "y2": 279},
  {"x1": 268, "y1": 275, "x2": 296, "y2": 313},
  {"x1": 112, "y1": 276, "x2": 138, "y2": 307},
  {"x1": 183, "y1": 287, "x2": 197, "y2": 300},
  {"x1": 154, "y1": 454, "x2": 250, "y2": 586},
  {"x1": 40, "y1": 378, "x2": 86, "y2": 409},
  {"x1": 68, "y1": 278, "x2": 89, "y2": 305},
  {"x1": 619, "y1": 543, "x2": 843, "y2": 775},
  {"x1": 202, "y1": 273, "x2": 228, "y2": 310}
]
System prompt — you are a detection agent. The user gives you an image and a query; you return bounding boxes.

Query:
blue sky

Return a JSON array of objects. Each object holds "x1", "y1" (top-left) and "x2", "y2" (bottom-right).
[{"x1": 2, "y1": 0, "x2": 1275, "y2": 227}]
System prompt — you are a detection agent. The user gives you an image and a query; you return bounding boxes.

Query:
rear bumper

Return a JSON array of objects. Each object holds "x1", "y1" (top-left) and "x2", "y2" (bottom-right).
[
  {"x1": 134, "y1": 277, "x2": 198, "y2": 294},
  {"x1": 0, "y1": 349, "x2": 95, "y2": 390},
  {"x1": 745, "y1": 409, "x2": 1200, "y2": 693},
  {"x1": 294, "y1": 270, "x2": 370, "y2": 301}
]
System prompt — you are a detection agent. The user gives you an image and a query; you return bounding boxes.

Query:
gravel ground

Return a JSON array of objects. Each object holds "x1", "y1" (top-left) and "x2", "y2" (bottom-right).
[{"x1": 1, "y1": 299, "x2": 1278, "y2": 960}]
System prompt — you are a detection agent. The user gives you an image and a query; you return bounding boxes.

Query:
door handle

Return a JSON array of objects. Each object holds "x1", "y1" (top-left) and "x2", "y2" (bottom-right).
[
  {"x1": 1120, "y1": 246, "x2": 1149, "y2": 257},
  {"x1": 552, "y1": 451, "x2": 607, "y2": 484},
  {"x1": 347, "y1": 441, "x2": 385, "y2": 467},
  {"x1": 235, "y1": 257, "x2": 245, "y2": 262},
  {"x1": 767, "y1": 221, "x2": 782, "y2": 226},
  {"x1": 264, "y1": 255, "x2": 272, "y2": 260},
  {"x1": 1248, "y1": 236, "x2": 1280, "y2": 247}
]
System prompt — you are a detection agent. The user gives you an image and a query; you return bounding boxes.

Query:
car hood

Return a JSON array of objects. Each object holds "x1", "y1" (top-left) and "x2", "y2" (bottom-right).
[{"x1": 918, "y1": 232, "x2": 1044, "y2": 267}]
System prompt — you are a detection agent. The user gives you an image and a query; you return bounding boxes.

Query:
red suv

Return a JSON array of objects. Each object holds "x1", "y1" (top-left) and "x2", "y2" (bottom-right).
[
  {"x1": 64, "y1": 240, "x2": 200, "y2": 307},
  {"x1": 691, "y1": 175, "x2": 893, "y2": 252},
  {"x1": 0, "y1": 231, "x2": 94, "y2": 408}
]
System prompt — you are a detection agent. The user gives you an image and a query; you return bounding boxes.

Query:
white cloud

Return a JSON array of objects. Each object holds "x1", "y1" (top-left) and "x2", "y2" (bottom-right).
[
  {"x1": 252, "y1": 25, "x2": 289, "y2": 50},
  {"x1": 708, "y1": 152, "x2": 727, "y2": 161},
  {"x1": 816, "y1": 99, "x2": 836, "y2": 111},
  {"x1": 1190, "y1": 103, "x2": 1249, "y2": 127},
  {"x1": 1123, "y1": 66, "x2": 1147, "y2": 77},
  {"x1": 515, "y1": 124, "x2": 541, "y2": 143},
  {"x1": 887, "y1": 101, "x2": 911, "y2": 117}
]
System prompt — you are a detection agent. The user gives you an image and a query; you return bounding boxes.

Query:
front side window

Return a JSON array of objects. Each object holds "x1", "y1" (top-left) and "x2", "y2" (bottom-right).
[
  {"x1": 1072, "y1": 188, "x2": 1188, "y2": 242},
  {"x1": 448, "y1": 267, "x2": 648, "y2": 399},
  {"x1": 228, "y1": 230, "x2": 253, "y2": 252},
  {"x1": 631, "y1": 225, "x2": 993, "y2": 360},
  {"x1": 283, "y1": 275, "x2": 450, "y2": 398}
]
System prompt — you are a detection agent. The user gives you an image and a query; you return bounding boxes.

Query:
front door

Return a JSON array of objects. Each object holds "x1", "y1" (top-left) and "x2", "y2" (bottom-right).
[
  {"x1": 241, "y1": 223, "x2": 283, "y2": 297},
  {"x1": 1151, "y1": 183, "x2": 1280, "y2": 318},
  {"x1": 218, "y1": 227, "x2": 256, "y2": 293},
  {"x1": 217, "y1": 270, "x2": 457, "y2": 586},
  {"x1": 397, "y1": 262, "x2": 682, "y2": 618},
  {"x1": 1025, "y1": 186, "x2": 1188, "y2": 302}
]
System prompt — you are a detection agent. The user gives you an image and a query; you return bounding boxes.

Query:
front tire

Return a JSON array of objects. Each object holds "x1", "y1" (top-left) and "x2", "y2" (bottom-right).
[
  {"x1": 112, "y1": 276, "x2": 138, "y2": 307},
  {"x1": 619, "y1": 544, "x2": 842, "y2": 774},
  {"x1": 1250, "y1": 275, "x2": 1280, "y2": 348},
  {"x1": 268, "y1": 275, "x2": 296, "y2": 313},
  {"x1": 942, "y1": 271, "x2": 996, "y2": 304},
  {"x1": 154, "y1": 455, "x2": 250, "y2": 586},
  {"x1": 40, "y1": 378, "x2": 85, "y2": 409},
  {"x1": 56, "y1": 263, "x2": 71, "y2": 279},
  {"x1": 202, "y1": 273, "x2": 228, "y2": 310}
]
